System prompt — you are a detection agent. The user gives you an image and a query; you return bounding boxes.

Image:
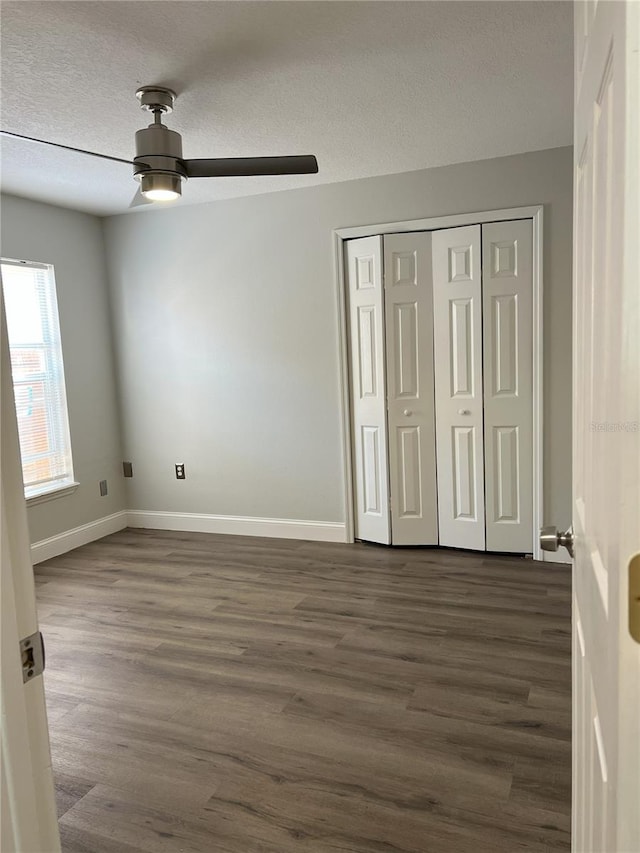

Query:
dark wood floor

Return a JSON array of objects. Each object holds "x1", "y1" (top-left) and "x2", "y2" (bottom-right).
[{"x1": 35, "y1": 528, "x2": 572, "y2": 853}]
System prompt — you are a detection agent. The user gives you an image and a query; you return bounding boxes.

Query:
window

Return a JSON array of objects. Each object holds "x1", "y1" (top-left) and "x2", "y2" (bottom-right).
[{"x1": 1, "y1": 258, "x2": 75, "y2": 500}]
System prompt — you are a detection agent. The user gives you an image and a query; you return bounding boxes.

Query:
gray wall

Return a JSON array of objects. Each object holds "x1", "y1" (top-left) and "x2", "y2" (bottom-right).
[
  {"x1": 104, "y1": 146, "x2": 573, "y2": 531},
  {"x1": 1, "y1": 194, "x2": 126, "y2": 542}
]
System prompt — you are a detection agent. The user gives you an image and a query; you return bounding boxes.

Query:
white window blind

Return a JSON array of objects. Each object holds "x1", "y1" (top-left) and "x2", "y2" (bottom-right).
[{"x1": 1, "y1": 258, "x2": 75, "y2": 498}]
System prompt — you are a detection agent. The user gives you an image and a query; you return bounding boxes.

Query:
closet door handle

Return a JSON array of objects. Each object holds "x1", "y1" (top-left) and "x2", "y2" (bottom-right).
[
  {"x1": 458, "y1": 409, "x2": 471, "y2": 415},
  {"x1": 403, "y1": 409, "x2": 413, "y2": 417}
]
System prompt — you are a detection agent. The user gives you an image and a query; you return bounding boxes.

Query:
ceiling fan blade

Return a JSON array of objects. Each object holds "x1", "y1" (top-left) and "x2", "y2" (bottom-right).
[
  {"x1": 184, "y1": 155, "x2": 318, "y2": 179},
  {"x1": 0, "y1": 129, "x2": 135, "y2": 166}
]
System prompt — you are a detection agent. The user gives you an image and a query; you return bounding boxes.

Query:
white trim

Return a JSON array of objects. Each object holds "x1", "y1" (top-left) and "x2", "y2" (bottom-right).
[
  {"x1": 29, "y1": 510, "x2": 348, "y2": 564},
  {"x1": 334, "y1": 235, "x2": 356, "y2": 548},
  {"x1": 25, "y1": 480, "x2": 80, "y2": 507},
  {"x1": 531, "y1": 210, "x2": 544, "y2": 560},
  {"x1": 30, "y1": 511, "x2": 128, "y2": 564},
  {"x1": 1, "y1": 257, "x2": 51, "y2": 270},
  {"x1": 334, "y1": 205, "x2": 545, "y2": 555},
  {"x1": 334, "y1": 206, "x2": 545, "y2": 242},
  {"x1": 127, "y1": 510, "x2": 347, "y2": 543}
]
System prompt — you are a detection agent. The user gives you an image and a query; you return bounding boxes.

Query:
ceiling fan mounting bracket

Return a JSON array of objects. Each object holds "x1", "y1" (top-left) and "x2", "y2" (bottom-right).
[{"x1": 135, "y1": 86, "x2": 176, "y2": 114}]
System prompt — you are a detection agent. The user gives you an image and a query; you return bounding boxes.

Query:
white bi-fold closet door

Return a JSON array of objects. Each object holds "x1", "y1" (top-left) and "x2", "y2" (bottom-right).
[
  {"x1": 346, "y1": 219, "x2": 533, "y2": 552},
  {"x1": 346, "y1": 232, "x2": 437, "y2": 546},
  {"x1": 432, "y1": 221, "x2": 533, "y2": 552}
]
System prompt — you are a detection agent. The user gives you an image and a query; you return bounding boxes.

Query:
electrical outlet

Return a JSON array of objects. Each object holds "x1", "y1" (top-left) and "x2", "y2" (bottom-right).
[
  {"x1": 123, "y1": 461, "x2": 133, "y2": 478},
  {"x1": 99, "y1": 479, "x2": 108, "y2": 497},
  {"x1": 175, "y1": 463, "x2": 186, "y2": 480}
]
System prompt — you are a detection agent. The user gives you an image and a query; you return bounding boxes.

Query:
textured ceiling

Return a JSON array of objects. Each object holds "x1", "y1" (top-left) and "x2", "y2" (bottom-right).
[{"x1": 0, "y1": 1, "x2": 573, "y2": 217}]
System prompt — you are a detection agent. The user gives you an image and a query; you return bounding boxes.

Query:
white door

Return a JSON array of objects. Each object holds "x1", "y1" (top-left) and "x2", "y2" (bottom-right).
[
  {"x1": 383, "y1": 232, "x2": 438, "y2": 545},
  {"x1": 1, "y1": 295, "x2": 60, "y2": 852},
  {"x1": 482, "y1": 220, "x2": 533, "y2": 553},
  {"x1": 572, "y1": 1, "x2": 640, "y2": 850},
  {"x1": 345, "y1": 236, "x2": 390, "y2": 544},
  {"x1": 432, "y1": 224, "x2": 485, "y2": 550}
]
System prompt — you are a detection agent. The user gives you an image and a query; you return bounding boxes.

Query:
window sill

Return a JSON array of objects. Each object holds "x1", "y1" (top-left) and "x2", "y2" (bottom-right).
[{"x1": 25, "y1": 482, "x2": 80, "y2": 507}]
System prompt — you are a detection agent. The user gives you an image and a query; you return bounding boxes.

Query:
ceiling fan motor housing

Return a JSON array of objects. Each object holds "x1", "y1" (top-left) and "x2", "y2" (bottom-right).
[{"x1": 133, "y1": 123, "x2": 187, "y2": 183}]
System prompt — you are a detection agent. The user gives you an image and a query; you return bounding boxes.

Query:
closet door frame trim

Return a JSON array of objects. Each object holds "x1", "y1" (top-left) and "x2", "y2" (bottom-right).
[{"x1": 333, "y1": 205, "x2": 544, "y2": 559}]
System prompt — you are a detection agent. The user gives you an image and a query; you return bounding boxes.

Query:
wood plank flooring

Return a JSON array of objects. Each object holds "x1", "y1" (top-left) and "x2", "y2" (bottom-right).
[{"x1": 35, "y1": 529, "x2": 572, "y2": 853}]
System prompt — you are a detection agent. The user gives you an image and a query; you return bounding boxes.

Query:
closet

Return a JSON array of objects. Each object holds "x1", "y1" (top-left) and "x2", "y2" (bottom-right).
[{"x1": 345, "y1": 219, "x2": 533, "y2": 553}]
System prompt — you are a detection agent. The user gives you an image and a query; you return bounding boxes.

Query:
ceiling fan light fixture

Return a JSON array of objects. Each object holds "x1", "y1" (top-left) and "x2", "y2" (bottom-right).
[{"x1": 140, "y1": 172, "x2": 182, "y2": 201}]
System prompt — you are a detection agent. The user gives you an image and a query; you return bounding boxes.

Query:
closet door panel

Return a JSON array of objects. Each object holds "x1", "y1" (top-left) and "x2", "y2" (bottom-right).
[
  {"x1": 345, "y1": 237, "x2": 390, "y2": 544},
  {"x1": 482, "y1": 220, "x2": 533, "y2": 552},
  {"x1": 432, "y1": 225, "x2": 485, "y2": 550},
  {"x1": 384, "y1": 232, "x2": 438, "y2": 545}
]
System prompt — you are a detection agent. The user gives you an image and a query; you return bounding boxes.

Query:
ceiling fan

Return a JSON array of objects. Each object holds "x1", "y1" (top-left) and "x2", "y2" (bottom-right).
[{"x1": 0, "y1": 86, "x2": 319, "y2": 205}]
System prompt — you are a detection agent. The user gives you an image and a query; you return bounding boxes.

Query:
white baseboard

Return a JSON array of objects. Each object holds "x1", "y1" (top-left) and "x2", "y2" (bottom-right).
[
  {"x1": 31, "y1": 511, "x2": 128, "y2": 564},
  {"x1": 126, "y1": 510, "x2": 347, "y2": 543},
  {"x1": 30, "y1": 509, "x2": 346, "y2": 564}
]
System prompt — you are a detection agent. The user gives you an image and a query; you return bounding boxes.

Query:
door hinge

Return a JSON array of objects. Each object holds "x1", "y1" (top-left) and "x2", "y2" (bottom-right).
[
  {"x1": 629, "y1": 553, "x2": 640, "y2": 645},
  {"x1": 20, "y1": 630, "x2": 45, "y2": 683}
]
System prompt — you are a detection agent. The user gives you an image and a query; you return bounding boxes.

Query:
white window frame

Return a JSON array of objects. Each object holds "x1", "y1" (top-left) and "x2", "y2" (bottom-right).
[{"x1": 1, "y1": 257, "x2": 78, "y2": 503}]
